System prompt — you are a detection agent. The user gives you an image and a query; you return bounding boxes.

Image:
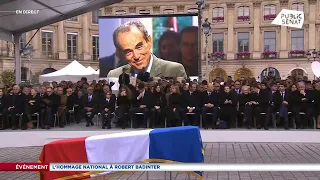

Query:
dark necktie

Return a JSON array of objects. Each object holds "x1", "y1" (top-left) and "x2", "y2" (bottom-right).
[
  {"x1": 281, "y1": 93, "x2": 284, "y2": 101},
  {"x1": 88, "y1": 96, "x2": 91, "y2": 102}
]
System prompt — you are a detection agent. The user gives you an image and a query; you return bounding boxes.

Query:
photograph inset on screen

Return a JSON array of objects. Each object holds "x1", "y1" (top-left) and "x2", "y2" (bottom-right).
[{"x1": 98, "y1": 15, "x2": 198, "y2": 78}]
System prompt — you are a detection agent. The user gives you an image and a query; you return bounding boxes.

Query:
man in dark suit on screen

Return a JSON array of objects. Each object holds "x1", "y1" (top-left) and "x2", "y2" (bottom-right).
[
  {"x1": 99, "y1": 53, "x2": 128, "y2": 77},
  {"x1": 106, "y1": 21, "x2": 187, "y2": 79}
]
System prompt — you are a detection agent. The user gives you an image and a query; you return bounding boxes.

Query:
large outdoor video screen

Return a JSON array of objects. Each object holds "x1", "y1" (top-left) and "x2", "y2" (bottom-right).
[{"x1": 99, "y1": 14, "x2": 199, "y2": 78}]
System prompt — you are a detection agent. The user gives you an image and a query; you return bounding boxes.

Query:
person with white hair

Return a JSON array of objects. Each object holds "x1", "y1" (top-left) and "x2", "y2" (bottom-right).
[
  {"x1": 291, "y1": 81, "x2": 314, "y2": 129},
  {"x1": 6, "y1": 85, "x2": 26, "y2": 130},
  {"x1": 238, "y1": 85, "x2": 253, "y2": 129}
]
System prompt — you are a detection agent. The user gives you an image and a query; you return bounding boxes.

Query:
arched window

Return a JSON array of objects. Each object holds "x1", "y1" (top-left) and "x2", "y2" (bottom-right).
[
  {"x1": 238, "y1": 6, "x2": 250, "y2": 22},
  {"x1": 139, "y1": 9, "x2": 150, "y2": 14},
  {"x1": 291, "y1": 69, "x2": 306, "y2": 77},
  {"x1": 187, "y1": 8, "x2": 198, "y2": 13},
  {"x1": 163, "y1": 9, "x2": 174, "y2": 14},
  {"x1": 292, "y1": 3, "x2": 304, "y2": 11},
  {"x1": 212, "y1": 8, "x2": 224, "y2": 22},
  {"x1": 42, "y1": 68, "x2": 57, "y2": 75},
  {"x1": 115, "y1": 10, "x2": 127, "y2": 15},
  {"x1": 260, "y1": 67, "x2": 280, "y2": 81},
  {"x1": 264, "y1": 5, "x2": 276, "y2": 20}
]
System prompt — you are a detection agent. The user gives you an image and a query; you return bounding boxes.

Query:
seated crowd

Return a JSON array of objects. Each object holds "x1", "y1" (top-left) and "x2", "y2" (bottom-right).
[{"x1": 0, "y1": 75, "x2": 319, "y2": 130}]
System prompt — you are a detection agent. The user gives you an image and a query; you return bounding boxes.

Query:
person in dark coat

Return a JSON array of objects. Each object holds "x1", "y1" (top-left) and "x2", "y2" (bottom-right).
[
  {"x1": 0, "y1": 89, "x2": 6, "y2": 130},
  {"x1": 273, "y1": 83, "x2": 290, "y2": 129},
  {"x1": 181, "y1": 83, "x2": 201, "y2": 126},
  {"x1": 42, "y1": 87, "x2": 60, "y2": 130},
  {"x1": 101, "y1": 91, "x2": 116, "y2": 129},
  {"x1": 166, "y1": 85, "x2": 183, "y2": 127},
  {"x1": 291, "y1": 81, "x2": 314, "y2": 129},
  {"x1": 238, "y1": 85, "x2": 253, "y2": 129},
  {"x1": 219, "y1": 86, "x2": 238, "y2": 128},
  {"x1": 129, "y1": 83, "x2": 153, "y2": 128},
  {"x1": 116, "y1": 86, "x2": 132, "y2": 129},
  {"x1": 150, "y1": 84, "x2": 167, "y2": 128},
  {"x1": 65, "y1": 88, "x2": 77, "y2": 124},
  {"x1": 81, "y1": 86, "x2": 99, "y2": 127},
  {"x1": 7, "y1": 85, "x2": 26, "y2": 130},
  {"x1": 201, "y1": 84, "x2": 219, "y2": 129},
  {"x1": 24, "y1": 88, "x2": 40, "y2": 127}
]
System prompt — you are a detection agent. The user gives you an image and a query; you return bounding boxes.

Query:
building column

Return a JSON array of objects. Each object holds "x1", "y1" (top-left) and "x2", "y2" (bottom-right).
[
  {"x1": 226, "y1": 3, "x2": 235, "y2": 60},
  {"x1": 252, "y1": 2, "x2": 261, "y2": 59},
  {"x1": 31, "y1": 30, "x2": 41, "y2": 58},
  {"x1": 14, "y1": 34, "x2": 22, "y2": 84},
  {"x1": 0, "y1": 40, "x2": 5, "y2": 55},
  {"x1": 57, "y1": 21, "x2": 67, "y2": 59},
  {"x1": 308, "y1": 0, "x2": 317, "y2": 50},
  {"x1": 279, "y1": 0, "x2": 289, "y2": 58},
  {"x1": 82, "y1": 13, "x2": 91, "y2": 60}
]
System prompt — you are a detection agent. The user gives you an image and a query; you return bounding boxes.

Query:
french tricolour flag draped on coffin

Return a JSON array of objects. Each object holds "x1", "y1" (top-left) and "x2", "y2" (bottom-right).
[{"x1": 39, "y1": 126, "x2": 204, "y2": 180}]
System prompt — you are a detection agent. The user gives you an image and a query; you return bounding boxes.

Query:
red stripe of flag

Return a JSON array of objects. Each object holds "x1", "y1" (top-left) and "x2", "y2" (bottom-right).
[{"x1": 39, "y1": 137, "x2": 90, "y2": 180}]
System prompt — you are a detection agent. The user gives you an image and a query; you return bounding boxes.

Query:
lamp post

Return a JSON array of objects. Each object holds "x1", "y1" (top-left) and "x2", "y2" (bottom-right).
[
  {"x1": 21, "y1": 45, "x2": 34, "y2": 84},
  {"x1": 196, "y1": 0, "x2": 205, "y2": 81},
  {"x1": 306, "y1": 49, "x2": 320, "y2": 80},
  {"x1": 202, "y1": 18, "x2": 211, "y2": 80},
  {"x1": 306, "y1": 49, "x2": 320, "y2": 62}
]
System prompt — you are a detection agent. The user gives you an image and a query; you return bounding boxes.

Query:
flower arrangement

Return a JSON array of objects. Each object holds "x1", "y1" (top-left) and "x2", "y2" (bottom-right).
[
  {"x1": 212, "y1": 17, "x2": 224, "y2": 22},
  {"x1": 212, "y1": 52, "x2": 225, "y2": 56},
  {"x1": 237, "y1": 52, "x2": 250, "y2": 56},
  {"x1": 263, "y1": 51, "x2": 277, "y2": 58},
  {"x1": 236, "y1": 52, "x2": 250, "y2": 59},
  {"x1": 264, "y1": 14, "x2": 276, "y2": 20},
  {"x1": 290, "y1": 50, "x2": 305, "y2": 54},
  {"x1": 263, "y1": 51, "x2": 277, "y2": 55},
  {"x1": 238, "y1": 16, "x2": 250, "y2": 21}
]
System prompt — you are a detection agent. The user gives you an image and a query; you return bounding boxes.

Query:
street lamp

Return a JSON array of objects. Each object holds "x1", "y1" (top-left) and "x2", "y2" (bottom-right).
[
  {"x1": 306, "y1": 49, "x2": 320, "y2": 80},
  {"x1": 196, "y1": 0, "x2": 205, "y2": 81},
  {"x1": 306, "y1": 49, "x2": 320, "y2": 62},
  {"x1": 202, "y1": 18, "x2": 211, "y2": 80},
  {"x1": 21, "y1": 45, "x2": 34, "y2": 84}
]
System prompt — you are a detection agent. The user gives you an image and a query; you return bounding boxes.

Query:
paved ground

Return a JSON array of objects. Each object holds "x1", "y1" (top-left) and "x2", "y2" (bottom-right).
[{"x1": 1, "y1": 143, "x2": 320, "y2": 180}]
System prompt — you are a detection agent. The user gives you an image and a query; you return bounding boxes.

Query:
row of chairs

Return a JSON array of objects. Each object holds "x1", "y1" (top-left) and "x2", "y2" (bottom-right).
[
  {"x1": 19, "y1": 108, "x2": 75, "y2": 129},
  {"x1": 24, "y1": 107, "x2": 317, "y2": 130},
  {"x1": 246, "y1": 111, "x2": 316, "y2": 129}
]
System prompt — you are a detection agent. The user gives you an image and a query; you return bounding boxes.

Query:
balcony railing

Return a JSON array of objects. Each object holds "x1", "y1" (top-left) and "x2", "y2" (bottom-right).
[
  {"x1": 67, "y1": 54, "x2": 81, "y2": 60},
  {"x1": 236, "y1": 52, "x2": 251, "y2": 60},
  {"x1": 289, "y1": 50, "x2": 306, "y2": 58},
  {"x1": 210, "y1": 52, "x2": 225, "y2": 60},
  {"x1": 0, "y1": 48, "x2": 13, "y2": 57},
  {"x1": 212, "y1": 16, "x2": 224, "y2": 23},
  {"x1": 264, "y1": 14, "x2": 276, "y2": 21},
  {"x1": 262, "y1": 51, "x2": 278, "y2": 59},
  {"x1": 92, "y1": 55, "x2": 99, "y2": 61},
  {"x1": 237, "y1": 16, "x2": 250, "y2": 22}
]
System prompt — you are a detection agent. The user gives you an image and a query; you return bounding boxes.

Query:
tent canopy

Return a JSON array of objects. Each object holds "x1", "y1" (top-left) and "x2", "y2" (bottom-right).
[
  {"x1": 41, "y1": 60, "x2": 89, "y2": 77},
  {"x1": 39, "y1": 60, "x2": 96, "y2": 82},
  {"x1": 87, "y1": 66, "x2": 98, "y2": 75},
  {"x1": 0, "y1": 0, "x2": 122, "y2": 41}
]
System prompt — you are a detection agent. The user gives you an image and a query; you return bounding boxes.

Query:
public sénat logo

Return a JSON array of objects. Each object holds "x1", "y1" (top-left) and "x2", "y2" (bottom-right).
[{"x1": 272, "y1": 9, "x2": 304, "y2": 29}]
